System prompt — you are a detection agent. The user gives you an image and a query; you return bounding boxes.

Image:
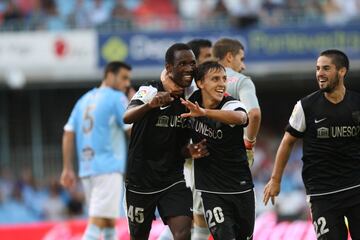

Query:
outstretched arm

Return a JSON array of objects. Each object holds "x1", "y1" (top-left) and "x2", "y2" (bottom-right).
[
  {"x1": 263, "y1": 132, "x2": 298, "y2": 205},
  {"x1": 180, "y1": 98, "x2": 247, "y2": 125}
]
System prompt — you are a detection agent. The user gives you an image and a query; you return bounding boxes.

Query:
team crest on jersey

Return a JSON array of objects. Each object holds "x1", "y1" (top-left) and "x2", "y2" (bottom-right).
[
  {"x1": 156, "y1": 115, "x2": 169, "y2": 127},
  {"x1": 317, "y1": 127, "x2": 329, "y2": 138}
]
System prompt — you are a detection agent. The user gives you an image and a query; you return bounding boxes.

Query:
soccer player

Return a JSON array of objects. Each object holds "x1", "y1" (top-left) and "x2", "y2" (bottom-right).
[
  {"x1": 263, "y1": 49, "x2": 360, "y2": 240},
  {"x1": 60, "y1": 61, "x2": 132, "y2": 240},
  {"x1": 181, "y1": 61, "x2": 255, "y2": 240},
  {"x1": 213, "y1": 38, "x2": 261, "y2": 167},
  {"x1": 158, "y1": 39, "x2": 214, "y2": 240},
  {"x1": 124, "y1": 43, "x2": 207, "y2": 240}
]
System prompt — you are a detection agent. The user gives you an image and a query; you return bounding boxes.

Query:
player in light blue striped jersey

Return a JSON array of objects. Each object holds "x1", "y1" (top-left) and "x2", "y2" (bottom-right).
[{"x1": 61, "y1": 61, "x2": 132, "y2": 240}]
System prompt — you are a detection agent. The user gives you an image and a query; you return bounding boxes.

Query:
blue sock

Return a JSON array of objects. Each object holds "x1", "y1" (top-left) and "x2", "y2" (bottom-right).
[
  {"x1": 82, "y1": 224, "x2": 101, "y2": 240},
  {"x1": 103, "y1": 227, "x2": 117, "y2": 240}
]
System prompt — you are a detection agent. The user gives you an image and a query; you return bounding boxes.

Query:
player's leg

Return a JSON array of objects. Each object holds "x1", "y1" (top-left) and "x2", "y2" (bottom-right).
[
  {"x1": 345, "y1": 202, "x2": 360, "y2": 240},
  {"x1": 192, "y1": 191, "x2": 210, "y2": 240},
  {"x1": 158, "y1": 182, "x2": 193, "y2": 240},
  {"x1": 125, "y1": 189, "x2": 157, "y2": 240},
  {"x1": 81, "y1": 173, "x2": 122, "y2": 240},
  {"x1": 233, "y1": 190, "x2": 255, "y2": 240},
  {"x1": 309, "y1": 198, "x2": 347, "y2": 240},
  {"x1": 201, "y1": 192, "x2": 236, "y2": 240}
]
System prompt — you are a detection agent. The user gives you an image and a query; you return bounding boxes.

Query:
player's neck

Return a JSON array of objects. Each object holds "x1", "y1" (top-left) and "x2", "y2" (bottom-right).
[
  {"x1": 202, "y1": 96, "x2": 219, "y2": 109},
  {"x1": 218, "y1": 59, "x2": 230, "y2": 69},
  {"x1": 324, "y1": 85, "x2": 346, "y2": 104}
]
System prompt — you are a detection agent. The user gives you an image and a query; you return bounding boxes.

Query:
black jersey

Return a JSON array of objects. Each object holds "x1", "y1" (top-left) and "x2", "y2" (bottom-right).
[
  {"x1": 126, "y1": 82, "x2": 192, "y2": 192},
  {"x1": 189, "y1": 90, "x2": 254, "y2": 193},
  {"x1": 286, "y1": 90, "x2": 360, "y2": 196}
]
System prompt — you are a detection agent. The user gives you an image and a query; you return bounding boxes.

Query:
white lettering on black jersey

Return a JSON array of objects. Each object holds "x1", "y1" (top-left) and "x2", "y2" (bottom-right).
[
  {"x1": 188, "y1": 90, "x2": 253, "y2": 193},
  {"x1": 286, "y1": 90, "x2": 360, "y2": 197},
  {"x1": 126, "y1": 82, "x2": 194, "y2": 193}
]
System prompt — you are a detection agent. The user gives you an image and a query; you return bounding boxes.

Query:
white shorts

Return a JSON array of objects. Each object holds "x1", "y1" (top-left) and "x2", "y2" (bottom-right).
[
  {"x1": 183, "y1": 158, "x2": 204, "y2": 215},
  {"x1": 82, "y1": 172, "x2": 124, "y2": 219}
]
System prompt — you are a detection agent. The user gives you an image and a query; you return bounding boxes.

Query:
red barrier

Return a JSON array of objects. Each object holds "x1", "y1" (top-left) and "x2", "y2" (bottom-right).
[{"x1": 0, "y1": 213, "x2": 352, "y2": 240}]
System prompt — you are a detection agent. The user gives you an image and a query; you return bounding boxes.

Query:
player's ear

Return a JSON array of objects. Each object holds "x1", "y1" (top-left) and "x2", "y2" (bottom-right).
[
  {"x1": 225, "y1": 52, "x2": 233, "y2": 64},
  {"x1": 339, "y1": 67, "x2": 347, "y2": 79},
  {"x1": 165, "y1": 63, "x2": 173, "y2": 74}
]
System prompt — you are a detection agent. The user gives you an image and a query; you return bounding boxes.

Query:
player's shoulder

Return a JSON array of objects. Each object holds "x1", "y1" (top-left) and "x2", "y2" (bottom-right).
[
  {"x1": 220, "y1": 95, "x2": 246, "y2": 111},
  {"x1": 225, "y1": 67, "x2": 250, "y2": 82},
  {"x1": 301, "y1": 90, "x2": 322, "y2": 104},
  {"x1": 347, "y1": 89, "x2": 360, "y2": 100}
]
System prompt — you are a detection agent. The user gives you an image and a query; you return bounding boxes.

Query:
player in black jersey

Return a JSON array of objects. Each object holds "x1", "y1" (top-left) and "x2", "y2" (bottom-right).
[
  {"x1": 180, "y1": 61, "x2": 255, "y2": 240},
  {"x1": 264, "y1": 49, "x2": 360, "y2": 240},
  {"x1": 123, "y1": 43, "x2": 208, "y2": 240}
]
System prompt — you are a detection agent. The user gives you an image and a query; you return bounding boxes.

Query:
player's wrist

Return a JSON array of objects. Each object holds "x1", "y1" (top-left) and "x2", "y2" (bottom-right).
[
  {"x1": 244, "y1": 137, "x2": 256, "y2": 149},
  {"x1": 271, "y1": 176, "x2": 281, "y2": 184}
]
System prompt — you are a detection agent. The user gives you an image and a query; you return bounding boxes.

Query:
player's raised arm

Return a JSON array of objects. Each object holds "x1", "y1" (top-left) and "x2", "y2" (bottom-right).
[{"x1": 123, "y1": 85, "x2": 174, "y2": 124}]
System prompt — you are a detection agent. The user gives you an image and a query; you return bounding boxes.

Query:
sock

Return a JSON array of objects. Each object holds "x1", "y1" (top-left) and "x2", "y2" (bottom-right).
[
  {"x1": 191, "y1": 226, "x2": 210, "y2": 240},
  {"x1": 157, "y1": 226, "x2": 174, "y2": 240},
  {"x1": 103, "y1": 227, "x2": 117, "y2": 240},
  {"x1": 82, "y1": 224, "x2": 101, "y2": 240}
]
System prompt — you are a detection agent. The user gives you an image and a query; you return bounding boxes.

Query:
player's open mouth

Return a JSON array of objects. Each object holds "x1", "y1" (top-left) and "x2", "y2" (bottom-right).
[
  {"x1": 215, "y1": 88, "x2": 225, "y2": 94},
  {"x1": 318, "y1": 78, "x2": 327, "y2": 83},
  {"x1": 183, "y1": 75, "x2": 193, "y2": 81}
]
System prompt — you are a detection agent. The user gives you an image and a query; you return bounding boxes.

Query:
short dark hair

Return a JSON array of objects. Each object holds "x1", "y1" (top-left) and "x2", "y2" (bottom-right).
[
  {"x1": 187, "y1": 39, "x2": 212, "y2": 61},
  {"x1": 165, "y1": 43, "x2": 192, "y2": 64},
  {"x1": 320, "y1": 49, "x2": 349, "y2": 73},
  {"x1": 196, "y1": 61, "x2": 226, "y2": 83},
  {"x1": 104, "y1": 61, "x2": 132, "y2": 78},
  {"x1": 213, "y1": 38, "x2": 244, "y2": 60}
]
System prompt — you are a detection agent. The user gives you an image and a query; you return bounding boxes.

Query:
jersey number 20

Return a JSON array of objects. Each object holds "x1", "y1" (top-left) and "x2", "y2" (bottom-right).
[{"x1": 206, "y1": 207, "x2": 225, "y2": 227}]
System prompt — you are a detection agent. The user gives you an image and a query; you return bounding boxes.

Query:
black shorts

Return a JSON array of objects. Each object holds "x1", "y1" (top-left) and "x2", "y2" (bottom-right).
[
  {"x1": 201, "y1": 189, "x2": 255, "y2": 240},
  {"x1": 309, "y1": 187, "x2": 360, "y2": 240},
  {"x1": 125, "y1": 181, "x2": 192, "y2": 238}
]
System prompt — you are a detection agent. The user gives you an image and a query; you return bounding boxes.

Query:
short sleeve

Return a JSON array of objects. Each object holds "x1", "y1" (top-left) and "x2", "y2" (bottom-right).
[
  {"x1": 288, "y1": 101, "x2": 306, "y2": 132},
  {"x1": 129, "y1": 85, "x2": 158, "y2": 107},
  {"x1": 115, "y1": 93, "x2": 128, "y2": 127}
]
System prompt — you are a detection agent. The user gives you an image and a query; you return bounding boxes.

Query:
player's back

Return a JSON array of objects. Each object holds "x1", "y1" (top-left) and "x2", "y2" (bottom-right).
[{"x1": 69, "y1": 87, "x2": 128, "y2": 177}]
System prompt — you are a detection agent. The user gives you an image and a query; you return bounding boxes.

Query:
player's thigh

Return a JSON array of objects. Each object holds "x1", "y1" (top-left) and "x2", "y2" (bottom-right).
[
  {"x1": 157, "y1": 182, "x2": 193, "y2": 224},
  {"x1": 83, "y1": 173, "x2": 123, "y2": 219},
  {"x1": 310, "y1": 200, "x2": 347, "y2": 240},
  {"x1": 125, "y1": 189, "x2": 157, "y2": 238},
  {"x1": 346, "y1": 203, "x2": 360, "y2": 240},
  {"x1": 233, "y1": 190, "x2": 255, "y2": 240},
  {"x1": 201, "y1": 193, "x2": 236, "y2": 240}
]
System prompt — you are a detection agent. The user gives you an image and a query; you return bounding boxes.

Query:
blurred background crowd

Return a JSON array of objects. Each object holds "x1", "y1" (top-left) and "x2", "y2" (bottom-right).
[{"x1": 0, "y1": 0, "x2": 359, "y2": 31}]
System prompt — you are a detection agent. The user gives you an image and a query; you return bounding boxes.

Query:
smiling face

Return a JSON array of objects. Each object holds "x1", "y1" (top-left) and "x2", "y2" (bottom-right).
[
  {"x1": 166, "y1": 49, "x2": 196, "y2": 88},
  {"x1": 316, "y1": 56, "x2": 345, "y2": 93},
  {"x1": 197, "y1": 67, "x2": 227, "y2": 105}
]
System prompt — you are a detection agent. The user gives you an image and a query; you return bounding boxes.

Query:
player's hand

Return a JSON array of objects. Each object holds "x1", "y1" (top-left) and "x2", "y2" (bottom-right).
[
  {"x1": 60, "y1": 169, "x2": 77, "y2": 189},
  {"x1": 187, "y1": 139, "x2": 209, "y2": 159},
  {"x1": 263, "y1": 178, "x2": 281, "y2": 206},
  {"x1": 244, "y1": 138, "x2": 256, "y2": 167},
  {"x1": 148, "y1": 92, "x2": 174, "y2": 108},
  {"x1": 180, "y1": 98, "x2": 206, "y2": 118}
]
